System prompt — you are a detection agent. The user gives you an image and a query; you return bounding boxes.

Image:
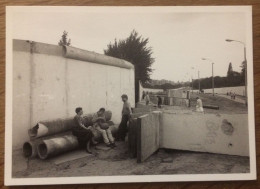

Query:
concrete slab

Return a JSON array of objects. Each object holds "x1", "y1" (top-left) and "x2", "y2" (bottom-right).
[
  {"x1": 137, "y1": 111, "x2": 161, "y2": 162},
  {"x1": 52, "y1": 150, "x2": 93, "y2": 165},
  {"x1": 128, "y1": 118, "x2": 138, "y2": 158},
  {"x1": 161, "y1": 112, "x2": 249, "y2": 156}
]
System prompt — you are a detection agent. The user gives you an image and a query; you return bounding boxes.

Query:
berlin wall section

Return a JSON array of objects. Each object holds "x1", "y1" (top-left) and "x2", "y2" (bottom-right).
[{"x1": 12, "y1": 39, "x2": 135, "y2": 149}]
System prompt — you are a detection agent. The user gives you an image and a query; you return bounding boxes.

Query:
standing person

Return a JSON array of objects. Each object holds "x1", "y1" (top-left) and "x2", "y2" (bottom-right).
[
  {"x1": 144, "y1": 92, "x2": 150, "y2": 105},
  {"x1": 195, "y1": 97, "x2": 204, "y2": 113},
  {"x1": 116, "y1": 94, "x2": 132, "y2": 141},
  {"x1": 72, "y1": 107, "x2": 95, "y2": 154},
  {"x1": 233, "y1": 92, "x2": 236, "y2": 100},
  {"x1": 157, "y1": 96, "x2": 162, "y2": 108},
  {"x1": 142, "y1": 91, "x2": 146, "y2": 100},
  {"x1": 92, "y1": 108, "x2": 116, "y2": 148}
]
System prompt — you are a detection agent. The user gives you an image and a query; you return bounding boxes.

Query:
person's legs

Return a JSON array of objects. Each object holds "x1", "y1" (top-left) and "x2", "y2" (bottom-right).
[
  {"x1": 96, "y1": 126, "x2": 110, "y2": 145},
  {"x1": 106, "y1": 128, "x2": 114, "y2": 143},
  {"x1": 116, "y1": 115, "x2": 128, "y2": 141},
  {"x1": 121, "y1": 115, "x2": 129, "y2": 139}
]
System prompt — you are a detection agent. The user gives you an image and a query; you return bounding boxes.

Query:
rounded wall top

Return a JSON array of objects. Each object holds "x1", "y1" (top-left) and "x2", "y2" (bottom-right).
[{"x1": 13, "y1": 39, "x2": 134, "y2": 70}]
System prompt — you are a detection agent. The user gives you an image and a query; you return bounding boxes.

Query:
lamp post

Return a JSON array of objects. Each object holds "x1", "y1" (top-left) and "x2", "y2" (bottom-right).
[
  {"x1": 225, "y1": 39, "x2": 247, "y2": 106},
  {"x1": 202, "y1": 58, "x2": 214, "y2": 96},
  {"x1": 198, "y1": 70, "x2": 200, "y2": 93},
  {"x1": 191, "y1": 67, "x2": 195, "y2": 94}
]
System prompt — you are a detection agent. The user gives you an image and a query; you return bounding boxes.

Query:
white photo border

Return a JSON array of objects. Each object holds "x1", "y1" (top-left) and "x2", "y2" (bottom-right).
[{"x1": 5, "y1": 6, "x2": 256, "y2": 186}]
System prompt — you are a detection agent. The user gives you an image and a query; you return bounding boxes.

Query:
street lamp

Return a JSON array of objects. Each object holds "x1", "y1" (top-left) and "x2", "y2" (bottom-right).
[
  {"x1": 202, "y1": 58, "x2": 215, "y2": 96},
  {"x1": 225, "y1": 39, "x2": 247, "y2": 106},
  {"x1": 191, "y1": 67, "x2": 195, "y2": 94}
]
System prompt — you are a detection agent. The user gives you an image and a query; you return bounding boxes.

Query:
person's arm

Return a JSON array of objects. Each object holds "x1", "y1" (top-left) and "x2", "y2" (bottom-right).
[
  {"x1": 92, "y1": 113, "x2": 98, "y2": 123},
  {"x1": 76, "y1": 116, "x2": 90, "y2": 130},
  {"x1": 93, "y1": 113, "x2": 105, "y2": 123}
]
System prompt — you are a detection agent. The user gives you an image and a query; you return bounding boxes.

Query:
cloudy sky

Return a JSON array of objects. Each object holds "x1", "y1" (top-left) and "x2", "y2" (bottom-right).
[{"x1": 10, "y1": 7, "x2": 249, "y2": 82}]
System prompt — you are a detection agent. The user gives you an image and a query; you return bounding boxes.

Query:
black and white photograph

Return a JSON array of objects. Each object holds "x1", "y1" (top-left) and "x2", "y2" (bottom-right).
[{"x1": 5, "y1": 6, "x2": 256, "y2": 185}]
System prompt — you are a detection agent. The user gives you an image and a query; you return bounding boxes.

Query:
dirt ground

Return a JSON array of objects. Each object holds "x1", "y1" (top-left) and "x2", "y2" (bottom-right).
[
  {"x1": 12, "y1": 94, "x2": 249, "y2": 178},
  {"x1": 13, "y1": 141, "x2": 249, "y2": 178}
]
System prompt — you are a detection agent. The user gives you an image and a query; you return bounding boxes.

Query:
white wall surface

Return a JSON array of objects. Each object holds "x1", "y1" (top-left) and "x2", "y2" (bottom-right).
[
  {"x1": 161, "y1": 112, "x2": 249, "y2": 156},
  {"x1": 12, "y1": 40, "x2": 135, "y2": 149}
]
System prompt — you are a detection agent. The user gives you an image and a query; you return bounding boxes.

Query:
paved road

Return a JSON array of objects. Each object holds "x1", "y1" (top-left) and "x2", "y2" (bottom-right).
[{"x1": 216, "y1": 94, "x2": 246, "y2": 104}]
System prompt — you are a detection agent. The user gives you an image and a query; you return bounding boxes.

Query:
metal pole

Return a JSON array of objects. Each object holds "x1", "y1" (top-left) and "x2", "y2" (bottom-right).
[
  {"x1": 212, "y1": 63, "x2": 214, "y2": 96},
  {"x1": 198, "y1": 71, "x2": 200, "y2": 93},
  {"x1": 192, "y1": 78, "x2": 193, "y2": 94},
  {"x1": 244, "y1": 46, "x2": 247, "y2": 106}
]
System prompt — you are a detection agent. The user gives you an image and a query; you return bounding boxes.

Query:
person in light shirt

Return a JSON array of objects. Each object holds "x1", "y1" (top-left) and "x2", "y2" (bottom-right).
[
  {"x1": 92, "y1": 108, "x2": 116, "y2": 148},
  {"x1": 196, "y1": 97, "x2": 204, "y2": 113},
  {"x1": 144, "y1": 92, "x2": 150, "y2": 105}
]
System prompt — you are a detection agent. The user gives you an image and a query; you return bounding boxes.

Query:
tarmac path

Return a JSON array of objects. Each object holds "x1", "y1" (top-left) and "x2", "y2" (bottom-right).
[{"x1": 216, "y1": 94, "x2": 246, "y2": 104}]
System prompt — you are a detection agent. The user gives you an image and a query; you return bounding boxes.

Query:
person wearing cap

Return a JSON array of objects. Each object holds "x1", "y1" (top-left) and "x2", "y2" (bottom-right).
[
  {"x1": 92, "y1": 108, "x2": 116, "y2": 148},
  {"x1": 116, "y1": 94, "x2": 132, "y2": 141}
]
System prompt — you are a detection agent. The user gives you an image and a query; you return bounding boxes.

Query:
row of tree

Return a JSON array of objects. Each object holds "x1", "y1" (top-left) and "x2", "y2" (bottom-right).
[{"x1": 192, "y1": 62, "x2": 245, "y2": 90}]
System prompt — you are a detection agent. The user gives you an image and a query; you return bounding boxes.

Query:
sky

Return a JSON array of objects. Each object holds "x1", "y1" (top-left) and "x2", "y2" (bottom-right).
[{"x1": 10, "y1": 7, "x2": 249, "y2": 82}]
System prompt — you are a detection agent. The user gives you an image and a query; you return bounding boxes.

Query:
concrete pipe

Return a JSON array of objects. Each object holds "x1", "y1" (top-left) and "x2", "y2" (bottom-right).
[
  {"x1": 23, "y1": 131, "x2": 73, "y2": 158},
  {"x1": 23, "y1": 140, "x2": 43, "y2": 158},
  {"x1": 37, "y1": 134, "x2": 79, "y2": 160},
  {"x1": 29, "y1": 111, "x2": 113, "y2": 139},
  {"x1": 28, "y1": 118, "x2": 76, "y2": 139},
  {"x1": 37, "y1": 125, "x2": 118, "y2": 159}
]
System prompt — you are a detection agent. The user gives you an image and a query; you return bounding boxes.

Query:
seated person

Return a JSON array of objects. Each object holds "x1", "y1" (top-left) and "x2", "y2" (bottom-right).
[
  {"x1": 92, "y1": 108, "x2": 116, "y2": 148},
  {"x1": 72, "y1": 107, "x2": 96, "y2": 153}
]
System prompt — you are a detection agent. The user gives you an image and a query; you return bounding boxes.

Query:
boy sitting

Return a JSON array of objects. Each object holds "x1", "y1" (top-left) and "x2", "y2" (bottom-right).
[{"x1": 92, "y1": 108, "x2": 116, "y2": 148}]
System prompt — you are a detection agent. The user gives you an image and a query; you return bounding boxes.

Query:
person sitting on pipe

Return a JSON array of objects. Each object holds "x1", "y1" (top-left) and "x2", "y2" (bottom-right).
[
  {"x1": 92, "y1": 108, "x2": 116, "y2": 148},
  {"x1": 73, "y1": 107, "x2": 97, "y2": 153}
]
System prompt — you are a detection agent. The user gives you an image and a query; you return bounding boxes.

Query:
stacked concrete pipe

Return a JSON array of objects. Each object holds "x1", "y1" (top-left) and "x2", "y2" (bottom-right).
[{"x1": 23, "y1": 111, "x2": 117, "y2": 159}]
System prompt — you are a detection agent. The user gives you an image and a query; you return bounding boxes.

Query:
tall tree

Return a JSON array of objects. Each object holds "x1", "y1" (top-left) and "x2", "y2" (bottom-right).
[
  {"x1": 104, "y1": 30, "x2": 154, "y2": 102},
  {"x1": 58, "y1": 31, "x2": 71, "y2": 46},
  {"x1": 227, "y1": 62, "x2": 234, "y2": 77},
  {"x1": 240, "y1": 60, "x2": 246, "y2": 77}
]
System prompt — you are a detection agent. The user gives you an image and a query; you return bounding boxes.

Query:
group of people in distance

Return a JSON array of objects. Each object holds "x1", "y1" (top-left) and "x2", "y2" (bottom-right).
[
  {"x1": 142, "y1": 91, "x2": 162, "y2": 108},
  {"x1": 73, "y1": 94, "x2": 132, "y2": 153},
  {"x1": 227, "y1": 91, "x2": 236, "y2": 100}
]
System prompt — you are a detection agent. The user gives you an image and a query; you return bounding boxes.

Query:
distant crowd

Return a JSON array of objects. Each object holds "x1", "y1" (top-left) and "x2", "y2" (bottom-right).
[{"x1": 227, "y1": 91, "x2": 236, "y2": 100}]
